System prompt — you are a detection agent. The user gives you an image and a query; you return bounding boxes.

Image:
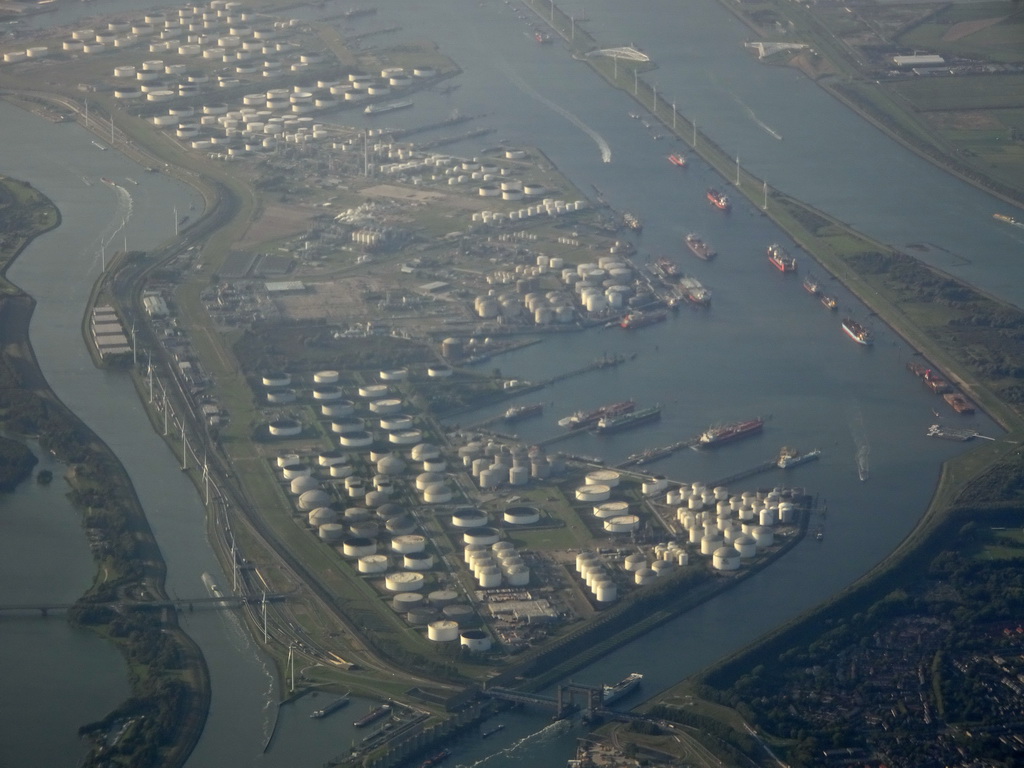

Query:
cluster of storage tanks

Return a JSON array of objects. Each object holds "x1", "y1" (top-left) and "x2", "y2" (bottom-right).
[
  {"x1": 455, "y1": 439, "x2": 565, "y2": 490},
  {"x1": 471, "y1": 198, "x2": 586, "y2": 226},
  {"x1": 473, "y1": 254, "x2": 636, "y2": 325},
  {"x1": 667, "y1": 482, "x2": 797, "y2": 571},
  {"x1": 390, "y1": 590, "x2": 492, "y2": 651},
  {"x1": 574, "y1": 551, "x2": 618, "y2": 603},
  {"x1": 463, "y1": 537, "x2": 530, "y2": 589}
]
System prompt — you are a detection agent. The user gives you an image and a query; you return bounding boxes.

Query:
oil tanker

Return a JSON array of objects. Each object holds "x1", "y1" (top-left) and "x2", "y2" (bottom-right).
[
  {"x1": 594, "y1": 404, "x2": 662, "y2": 434},
  {"x1": 697, "y1": 417, "x2": 765, "y2": 447}
]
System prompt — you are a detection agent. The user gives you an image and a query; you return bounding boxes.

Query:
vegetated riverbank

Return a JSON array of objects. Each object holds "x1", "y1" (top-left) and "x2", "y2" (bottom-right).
[{"x1": 0, "y1": 174, "x2": 209, "y2": 768}]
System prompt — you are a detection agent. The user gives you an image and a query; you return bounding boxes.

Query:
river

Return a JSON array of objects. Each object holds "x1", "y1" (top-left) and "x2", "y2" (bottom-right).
[{"x1": 0, "y1": 0, "x2": 1016, "y2": 765}]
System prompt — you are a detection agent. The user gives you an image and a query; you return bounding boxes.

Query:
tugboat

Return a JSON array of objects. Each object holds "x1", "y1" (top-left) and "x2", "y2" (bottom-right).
[
  {"x1": 668, "y1": 153, "x2": 687, "y2": 167},
  {"x1": 654, "y1": 256, "x2": 680, "y2": 279},
  {"x1": 623, "y1": 212, "x2": 643, "y2": 232},
  {"x1": 706, "y1": 188, "x2": 730, "y2": 211},
  {"x1": 820, "y1": 294, "x2": 838, "y2": 311},
  {"x1": 802, "y1": 274, "x2": 820, "y2": 294}
]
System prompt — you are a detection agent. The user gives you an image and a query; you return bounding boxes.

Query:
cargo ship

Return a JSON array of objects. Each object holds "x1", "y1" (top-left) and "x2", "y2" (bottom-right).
[
  {"x1": 820, "y1": 294, "x2": 838, "y2": 311},
  {"x1": 354, "y1": 703, "x2": 391, "y2": 728},
  {"x1": 311, "y1": 695, "x2": 350, "y2": 719},
  {"x1": 927, "y1": 424, "x2": 977, "y2": 441},
  {"x1": 559, "y1": 400, "x2": 636, "y2": 430},
  {"x1": 802, "y1": 274, "x2": 820, "y2": 294},
  {"x1": 623, "y1": 444, "x2": 675, "y2": 466},
  {"x1": 706, "y1": 188, "x2": 730, "y2": 211},
  {"x1": 504, "y1": 403, "x2": 544, "y2": 422},
  {"x1": 685, "y1": 233, "x2": 716, "y2": 261},
  {"x1": 777, "y1": 447, "x2": 821, "y2": 469},
  {"x1": 697, "y1": 417, "x2": 765, "y2": 447},
  {"x1": 364, "y1": 100, "x2": 413, "y2": 115},
  {"x1": 654, "y1": 256, "x2": 680, "y2": 279},
  {"x1": 767, "y1": 244, "x2": 796, "y2": 272},
  {"x1": 841, "y1": 318, "x2": 873, "y2": 345},
  {"x1": 623, "y1": 212, "x2": 643, "y2": 232},
  {"x1": 620, "y1": 310, "x2": 667, "y2": 329},
  {"x1": 481, "y1": 724, "x2": 505, "y2": 739},
  {"x1": 420, "y1": 749, "x2": 451, "y2": 768},
  {"x1": 943, "y1": 392, "x2": 976, "y2": 414},
  {"x1": 679, "y1": 276, "x2": 710, "y2": 305},
  {"x1": 668, "y1": 153, "x2": 687, "y2": 167},
  {"x1": 603, "y1": 672, "x2": 643, "y2": 705},
  {"x1": 993, "y1": 213, "x2": 1024, "y2": 229},
  {"x1": 594, "y1": 404, "x2": 662, "y2": 434}
]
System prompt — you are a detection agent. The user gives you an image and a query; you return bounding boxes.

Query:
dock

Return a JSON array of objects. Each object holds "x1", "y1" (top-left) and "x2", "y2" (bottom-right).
[{"x1": 705, "y1": 459, "x2": 779, "y2": 488}]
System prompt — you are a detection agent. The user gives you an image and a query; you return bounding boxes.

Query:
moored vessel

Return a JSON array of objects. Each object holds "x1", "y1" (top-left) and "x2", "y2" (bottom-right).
[
  {"x1": 820, "y1": 294, "x2": 838, "y2": 311},
  {"x1": 777, "y1": 447, "x2": 821, "y2": 469},
  {"x1": 623, "y1": 212, "x2": 643, "y2": 232},
  {"x1": 602, "y1": 672, "x2": 643, "y2": 705},
  {"x1": 364, "y1": 100, "x2": 413, "y2": 115},
  {"x1": 354, "y1": 703, "x2": 392, "y2": 728},
  {"x1": 559, "y1": 400, "x2": 635, "y2": 430},
  {"x1": 943, "y1": 392, "x2": 975, "y2": 414},
  {"x1": 654, "y1": 256, "x2": 680, "y2": 279},
  {"x1": 504, "y1": 403, "x2": 544, "y2": 422},
  {"x1": 620, "y1": 310, "x2": 667, "y2": 329},
  {"x1": 685, "y1": 233, "x2": 715, "y2": 261},
  {"x1": 767, "y1": 243, "x2": 796, "y2": 272},
  {"x1": 420, "y1": 748, "x2": 451, "y2": 768},
  {"x1": 667, "y1": 153, "x2": 687, "y2": 167},
  {"x1": 698, "y1": 417, "x2": 765, "y2": 447},
  {"x1": 841, "y1": 318, "x2": 873, "y2": 345},
  {"x1": 594, "y1": 404, "x2": 662, "y2": 434},
  {"x1": 706, "y1": 187, "x2": 730, "y2": 211},
  {"x1": 311, "y1": 694, "x2": 350, "y2": 719},
  {"x1": 678, "y1": 276, "x2": 710, "y2": 305},
  {"x1": 802, "y1": 274, "x2": 820, "y2": 294}
]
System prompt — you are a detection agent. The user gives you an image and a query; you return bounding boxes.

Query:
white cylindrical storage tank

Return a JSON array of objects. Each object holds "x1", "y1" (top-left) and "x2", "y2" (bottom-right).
[
  {"x1": 505, "y1": 564, "x2": 530, "y2": 586},
  {"x1": 713, "y1": 546, "x2": 742, "y2": 571},
  {"x1": 634, "y1": 568, "x2": 657, "y2": 586},
  {"x1": 392, "y1": 534, "x2": 426, "y2": 554},
  {"x1": 114, "y1": 64, "x2": 136, "y2": 78},
  {"x1": 594, "y1": 501, "x2": 629, "y2": 520},
  {"x1": 651, "y1": 559, "x2": 674, "y2": 577},
  {"x1": 403, "y1": 551, "x2": 434, "y2": 570},
  {"x1": 778, "y1": 502, "x2": 795, "y2": 524},
  {"x1": 460, "y1": 630, "x2": 492, "y2": 652},
  {"x1": 427, "y1": 620, "x2": 459, "y2": 642},
  {"x1": 308, "y1": 507, "x2": 339, "y2": 527},
  {"x1": 329, "y1": 464, "x2": 355, "y2": 479},
  {"x1": 331, "y1": 417, "x2": 364, "y2": 434},
  {"x1": 452, "y1": 508, "x2": 487, "y2": 528},
  {"x1": 759, "y1": 509, "x2": 775, "y2": 527},
  {"x1": 503, "y1": 506, "x2": 539, "y2": 525},
  {"x1": 339, "y1": 431, "x2": 373, "y2": 448},
  {"x1": 604, "y1": 515, "x2": 641, "y2": 534},
  {"x1": 422, "y1": 483, "x2": 452, "y2": 503},
  {"x1": 752, "y1": 526, "x2": 774, "y2": 549},
  {"x1": 476, "y1": 567, "x2": 502, "y2": 588},
  {"x1": 358, "y1": 383, "x2": 389, "y2": 399},
  {"x1": 342, "y1": 537, "x2": 376, "y2": 558},
  {"x1": 642, "y1": 476, "x2": 668, "y2": 495},
  {"x1": 386, "y1": 571, "x2": 425, "y2": 592},
  {"x1": 701, "y1": 534, "x2": 724, "y2": 555},
  {"x1": 623, "y1": 553, "x2": 645, "y2": 572},
  {"x1": 576, "y1": 484, "x2": 611, "y2": 502},
  {"x1": 586, "y1": 469, "x2": 621, "y2": 488},
  {"x1": 312, "y1": 385, "x2": 343, "y2": 401},
  {"x1": 321, "y1": 400, "x2": 354, "y2": 418},
  {"x1": 392, "y1": 592, "x2": 425, "y2": 614},
  {"x1": 290, "y1": 476, "x2": 318, "y2": 495},
  {"x1": 594, "y1": 581, "x2": 618, "y2": 603},
  {"x1": 478, "y1": 468, "x2": 502, "y2": 489},
  {"x1": 369, "y1": 397, "x2": 402, "y2": 414},
  {"x1": 358, "y1": 554, "x2": 389, "y2": 574},
  {"x1": 268, "y1": 418, "x2": 301, "y2": 436},
  {"x1": 379, "y1": 414, "x2": 414, "y2": 431},
  {"x1": 463, "y1": 527, "x2": 500, "y2": 546},
  {"x1": 318, "y1": 523, "x2": 345, "y2": 543},
  {"x1": 733, "y1": 535, "x2": 757, "y2": 558}
]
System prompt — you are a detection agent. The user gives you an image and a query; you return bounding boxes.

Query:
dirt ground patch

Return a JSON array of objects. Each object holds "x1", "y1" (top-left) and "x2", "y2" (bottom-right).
[
  {"x1": 362, "y1": 184, "x2": 491, "y2": 211},
  {"x1": 237, "y1": 203, "x2": 320, "y2": 248},
  {"x1": 271, "y1": 276, "x2": 384, "y2": 322},
  {"x1": 923, "y1": 110, "x2": 1003, "y2": 131},
  {"x1": 943, "y1": 16, "x2": 1006, "y2": 42}
]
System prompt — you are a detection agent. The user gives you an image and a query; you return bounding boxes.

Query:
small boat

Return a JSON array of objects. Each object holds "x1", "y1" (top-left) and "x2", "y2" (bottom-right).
[
  {"x1": 653, "y1": 256, "x2": 680, "y2": 279},
  {"x1": 623, "y1": 212, "x2": 642, "y2": 232},
  {"x1": 481, "y1": 724, "x2": 505, "y2": 739},
  {"x1": 420, "y1": 749, "x2": 451, "y2": 768},
  {"x1": 802, "y1": 274, "x2": 820, "y2": 294},
  {"x1": 706, "y1": 188, "x2": 730, "y2": 211},
  {"x1": 926, "y1": 423, "x2": 977, "y2": 441},
  {"x1": 667, "y1": 153, "x2": 687, "y2": 167},
  {"x1": 820, "y1": 294, "x2": 838, "y2": 311},
  {"x1": 101, "y1": 177, "x2": 115, "y2": 186},
  {"x1": 841, "y1": 318, "x2": 873, "y2": 345},
  {"x1": 678, "y1": 276, "x2": 710, "y2": 305},
  {"x1": 777, "y1": 447, "x2": 821, "y2": 469}
]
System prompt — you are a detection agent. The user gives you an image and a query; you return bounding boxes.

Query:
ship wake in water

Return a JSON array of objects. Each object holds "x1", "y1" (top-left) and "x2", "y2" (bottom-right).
[
  {"x1": 848, "y1": 403, "x2": 870, "y2": 482},
  {"x1": 461, "y1": 719, "x2": 573, "y2": 768}
]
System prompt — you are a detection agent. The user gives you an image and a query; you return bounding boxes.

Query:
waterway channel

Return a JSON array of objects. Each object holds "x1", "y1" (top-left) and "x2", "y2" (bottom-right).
[{"x1": 0, "y1": 0, "x2": 1018, "y2": 765}]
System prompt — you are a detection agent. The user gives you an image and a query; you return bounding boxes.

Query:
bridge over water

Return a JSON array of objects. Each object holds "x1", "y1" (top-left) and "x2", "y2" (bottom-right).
[{"x1": 0, "y1": 592, "x2": 291, "y2": 618}]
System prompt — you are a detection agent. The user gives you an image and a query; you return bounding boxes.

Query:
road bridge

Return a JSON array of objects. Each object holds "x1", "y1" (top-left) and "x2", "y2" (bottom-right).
[{"x1": 0, "y1": 592, "x2": 291, "y2": 618}]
